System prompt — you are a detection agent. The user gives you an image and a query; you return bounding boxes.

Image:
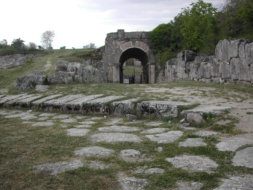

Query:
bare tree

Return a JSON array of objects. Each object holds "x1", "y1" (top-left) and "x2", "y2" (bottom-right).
[
  {"x1": 0, "y1": 39, "x2": 8, "y2": 47},
  {"x1": 41, "y1": 30, "x2": 55, "y2": 50}
]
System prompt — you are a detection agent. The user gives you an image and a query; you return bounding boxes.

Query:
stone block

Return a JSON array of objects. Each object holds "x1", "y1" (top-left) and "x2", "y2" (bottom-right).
[
  {"x1": 15, "y1": 70, "x2": 46, "y2": 91},
  {"x1": 245, "y1": 42, "x2": 253, "y2": 65},
  {"x1": 215, "y1": 39, "x2": 230, "y2": 61},
  {"x1": 219, "y1": 62, "x2": 230, "y2": 79},
  {"x1": 137, "y1": 101, "x2": 191, "y2": 118}
]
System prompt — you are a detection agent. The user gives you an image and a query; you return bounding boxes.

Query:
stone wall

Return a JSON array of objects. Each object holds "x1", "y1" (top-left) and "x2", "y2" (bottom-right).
[{"x1": 157, "y1": 39, "x2": 253, "y2": 84}]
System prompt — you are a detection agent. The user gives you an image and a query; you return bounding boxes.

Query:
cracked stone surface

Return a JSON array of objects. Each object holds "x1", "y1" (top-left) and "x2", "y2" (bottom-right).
[
  {"x1": 176, "y1": 181, "x2": 203, "y2": 190},
  {"x1": 166, "y1": 155, "x2": 218, "y2": 173},
  {"x1": 34, "y1": 160, "x2": 83, "y2": 175},
  {"x1": 39, "y1": 113, "x2": 55, "y2": 117},
  {"x1": 105, "y1": 118, "x2": 123, "y2": 125},
  {"x1": 216, "y1": 137, "x2": 253, "y2": 152},
  {"x1": 87, "y1": 161, "x2": 110, "y2": 170},
  {"x1": 79, "y1": 121, "x2": 96, "y2": 125},
  {"x1": 75, "y1": 124, "x2": 91, "y2": 128},
  {"x1": 38, "y1": 117, "x2": 48, "y2": 121},
  {"x1": 32, "y1": 121, "x2": 54, "y2": 127},
  {"x1": 179, "y1": 138, "x2": 207, "y2": 147},
  {"x1": 66, "y1": 128, "x2": 90, "y2": 137},
  {"x1": 74, "y1": 146, "x2": 115, "y2": 157},
  {"x1": 232, "y1": 147, "x2": 253, "y2": 168},
  {"x1": 52, "y1": 114, "x2": 69, "y2": 119},
  {"x1": 214, "y1": 175, "x2": 253, "y2": 190},
  {"x1": 145, "y1": 121, "x2": 164, "y2": 127},
  {"x1": 119, "y1": 149, "x2": 141, "y2": 162},
  {"x1": 141, "y1": 128, "x2": 169, "y2": 134},
  {"x1": 91, "y1": 133, "x2": 142, "y2": 143},
  {"x1": 118, "y1": 176, "x2": 148, "y2": 190},
  {"x1": 61, "y1": 118, "x2": 77, "y2": 123},
  {"x1": 98, "y1": 125, "x2": 139, "y2": 132},
  {"x1": 146, "y1": 131, "x2": 183, "y2": 144},
  {"x1": 194, "y1": 130, "x2": 218, "y2": 137},
  {"x1": 136, "y1": 167, "x2": 165, "y2": 174}
]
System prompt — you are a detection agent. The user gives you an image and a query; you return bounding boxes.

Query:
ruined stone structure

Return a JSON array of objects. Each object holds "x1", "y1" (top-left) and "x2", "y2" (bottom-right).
[
  {"x1": 157, "y1": 39, "x2": 253, "y2": 84},
  {"x1": 103, "y1": 29, "x2": 156, "y2": 83}
]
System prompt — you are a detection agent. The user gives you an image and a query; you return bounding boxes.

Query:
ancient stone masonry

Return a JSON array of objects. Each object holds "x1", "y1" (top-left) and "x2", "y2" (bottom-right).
[
  {"x1": 103, "y1": 29, "x2": 156, "y2": 83},
  {"x1": 157, "y1": 39, "x2": 253, "y2": 84}
]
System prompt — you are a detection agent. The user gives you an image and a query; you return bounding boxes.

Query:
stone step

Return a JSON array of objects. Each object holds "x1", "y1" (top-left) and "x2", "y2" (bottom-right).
[
  {"x1": 0, "y1": 94, "x2": 26, "y2": 105},
  {"x1": 16, "y1": 95, "x2": 43, "y2": 107},
  {"x1": 62, "y1": 94, "x2": 104, "y2": 113},
  {"x1": 137, "y1": 100, "x2": 192, "y2": 118},
  {"x1": 82, "y1": 96, "x2": 125, "y2": 114},
  {"x1": 32, "y1": 94, "x2": 63, "y2": 107},
  {"x1": 0, "y1": 93, "x2": 225, "y2": 121},
  {"x1": 43, "y1": 94, "x2": 85, "y2": 111},
  {"x1": 111, "y1": 98, "x2": 139, "y2": 115},
  {"x1": 3, "y1": 94, "x2": 35, "y2": 107}
]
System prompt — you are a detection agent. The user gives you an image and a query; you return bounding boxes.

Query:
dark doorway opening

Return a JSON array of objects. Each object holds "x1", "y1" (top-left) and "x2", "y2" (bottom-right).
[{"x1": 119, "y1": 48, "x2": 149, "y2": 84}]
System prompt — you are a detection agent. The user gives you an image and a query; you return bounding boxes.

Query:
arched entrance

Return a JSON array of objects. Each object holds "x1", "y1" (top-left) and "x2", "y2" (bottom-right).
[{"x1": 119, "y1": 48, "x2": 149, "y2": 83}]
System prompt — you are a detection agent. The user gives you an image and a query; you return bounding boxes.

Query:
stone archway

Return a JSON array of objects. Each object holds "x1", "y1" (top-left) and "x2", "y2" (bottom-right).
[
  {"x1": 119, "y1": 48, "x2": 149, "y2": 83},
  {"x1": 103, "y1": 30, "x2": 156, "y2": 83}
]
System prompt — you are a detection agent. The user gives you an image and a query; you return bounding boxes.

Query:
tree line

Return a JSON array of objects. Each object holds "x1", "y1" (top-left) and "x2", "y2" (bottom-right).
[{"x1": 150, "y1": 0, "x2": 253, "y2": 67}]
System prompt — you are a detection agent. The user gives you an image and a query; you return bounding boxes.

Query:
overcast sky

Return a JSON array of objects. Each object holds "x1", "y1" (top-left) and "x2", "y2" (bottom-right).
[{"x1": 0, "y1": 0, "x2": 225, "y2": 49}]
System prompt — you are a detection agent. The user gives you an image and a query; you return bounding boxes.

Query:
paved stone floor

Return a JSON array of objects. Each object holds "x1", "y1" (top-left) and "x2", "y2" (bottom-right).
[{"x1": 0, "y1": 89, "x2": 253, "y2": 189}]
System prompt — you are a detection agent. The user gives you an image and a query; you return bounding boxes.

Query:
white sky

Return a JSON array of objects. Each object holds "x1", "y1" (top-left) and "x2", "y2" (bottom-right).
[{"x1": 0, "y1": 0, "x2": 225, "y2": 49}]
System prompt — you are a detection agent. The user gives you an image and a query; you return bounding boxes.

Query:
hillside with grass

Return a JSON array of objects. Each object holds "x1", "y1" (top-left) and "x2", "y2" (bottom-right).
[{"x1": 0, "y1": 48, "x2": 98, "y2": 93}]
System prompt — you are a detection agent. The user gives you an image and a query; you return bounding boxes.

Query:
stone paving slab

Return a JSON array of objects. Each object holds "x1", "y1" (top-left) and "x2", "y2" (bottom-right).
[
  {"x1": 91, "y1": 133, "x2": 142, "y2": 143},
  {"x1": 145, "y1": 121, "x2": 164, "y2": 127},
  {"x1": 182, "y1": 105, "x2": 230, "y2": 115},
  {"x1": 32, "y1": 121, "x2": 54, "y2": 127},
  {"x1": 32, "y1": 94, "x2": 62, "y2": 106},
  {"x1": 232, "y1": 147, "x2": 253, "y2": 168},
  {"x1": 98, "y1": 125, "x2": 139, "y2": 132},
  {"x1": 194, "y1": 130, "x2": 218, "y2": 137},
  {"x1": 66, "y1": 128, "x2": 90, "y2": 137},
  {"x1": 166, "y1": 155, "x2": 218, "y2": 173},
  {"x1": 118, "y1": 176, "x2": 148, "y2": 190},
  {"x1": 216, "y1": 137, "x2": 253, "y2": 152},
  {"x1": 176, "y1": 181, "x2": 203, "y2": 190},
  {"x1": 136, "y1": 167, "x2": 165, "y2": 174},
  {"x1": 214, "y1": 175, "x2": 253, "y2": 190},
  {"x1": 75, "y1": 146, "x2": 115, "y2": 157},
  {"x1": 179, "y1": 138, "x2": 207, "y2": 147},
  {"x1": 137, "y1": 100, "x2": 191, "y2": 118},
  {"x1": 34, "y1": 159, "x2": 83, "y2": 175},
  {"x1": 87, "y1": 161, "x2": 110, "y2": 170},
  {"x1": 146, "y1": 131, "x2": 183, "y2": 144},
  {"x1": 141, "y1": 128, "x2": 169, "y2": 134}
]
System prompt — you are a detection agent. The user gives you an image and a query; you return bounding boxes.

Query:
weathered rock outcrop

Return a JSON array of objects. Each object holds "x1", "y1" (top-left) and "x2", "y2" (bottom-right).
[
  {"x1": 0, "y1": 54, "x2": 34, "y2": 69},
  {"x1": 157, "y1": 39, "x2": 253, "y2": 84},
  {"x1": 48, "y1": 60, "x2": 106, "y2": 84},
  {"x1": 15, "y1": 70, "x2": 47, "y2": 91}
]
